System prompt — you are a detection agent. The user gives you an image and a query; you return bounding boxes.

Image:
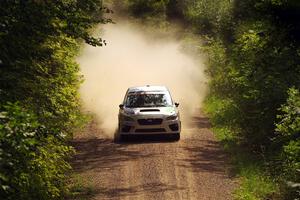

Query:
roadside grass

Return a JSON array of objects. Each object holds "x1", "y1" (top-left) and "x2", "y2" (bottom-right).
[
  {"x1": 234, "y1": 167, "x2": 277, "y2": 200},
  {"x1": 204, "y1": 97, "x2": 279, "y2": 200},
  {"x1": 66, "y1": 174, "x2": 96, "y2": 200}
]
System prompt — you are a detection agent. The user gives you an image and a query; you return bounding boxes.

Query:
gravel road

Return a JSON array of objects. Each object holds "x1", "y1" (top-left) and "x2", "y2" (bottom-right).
[{"x1": 71, "y1": 113, "x2": 237, "y2": 200}]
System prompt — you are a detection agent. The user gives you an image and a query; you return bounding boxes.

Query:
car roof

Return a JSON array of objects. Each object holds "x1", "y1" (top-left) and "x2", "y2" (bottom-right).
[{"x1": 127, "y1": 85, "x2": 169, "y2": 93}]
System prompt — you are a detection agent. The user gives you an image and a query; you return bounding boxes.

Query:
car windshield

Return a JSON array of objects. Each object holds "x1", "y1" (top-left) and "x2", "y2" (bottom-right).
[{"x1": 125, "y1": 92, "x2": 173, "y2": 108}]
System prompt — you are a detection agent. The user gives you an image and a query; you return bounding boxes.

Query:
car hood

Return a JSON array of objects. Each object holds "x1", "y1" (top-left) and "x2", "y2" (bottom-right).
[{"x1": 123, "y1": 106, "x2": 177, "y2": 116}]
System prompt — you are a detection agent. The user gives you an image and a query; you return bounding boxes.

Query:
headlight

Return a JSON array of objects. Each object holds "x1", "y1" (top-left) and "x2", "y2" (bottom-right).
[
  {"x1": 124, "y1": 108, "x2": 135, "y2": 115},
  {"x1": 123, "y1": 115, "x2": 134, "y2": 122},
  {"x1": 166, "y1": 115, "x2": 178, "y2": 120}
]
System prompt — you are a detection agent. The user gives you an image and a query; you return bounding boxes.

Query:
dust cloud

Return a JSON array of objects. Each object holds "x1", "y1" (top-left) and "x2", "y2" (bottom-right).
[{"x1": 78, "y1": 21, "x2": 207, "y2": 138}]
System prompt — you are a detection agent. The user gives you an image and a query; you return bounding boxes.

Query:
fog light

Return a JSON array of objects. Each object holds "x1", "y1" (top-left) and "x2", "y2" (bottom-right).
[{"x1": 169, "y1": 123, "x2": 179, "y2": 131}]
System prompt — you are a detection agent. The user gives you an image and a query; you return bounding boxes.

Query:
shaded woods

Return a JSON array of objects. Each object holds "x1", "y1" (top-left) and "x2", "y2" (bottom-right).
[{"x1": 0, "y1": 1, "x2": 110, "y2": 199}]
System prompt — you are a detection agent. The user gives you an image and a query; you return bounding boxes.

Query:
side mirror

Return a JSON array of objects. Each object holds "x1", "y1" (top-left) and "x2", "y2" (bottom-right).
[
  {"x1": 119, "y1": 104, "x2": 124, "y2": 109},
  {"x1": 175, "y1": 102, "x2": 179, "y2": 107}
]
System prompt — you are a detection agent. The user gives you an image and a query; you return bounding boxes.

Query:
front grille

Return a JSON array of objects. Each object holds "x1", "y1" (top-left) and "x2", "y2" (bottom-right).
[
  {"x1": 135, "y1": 128, "x2": 166, "y2": 133},
  {"x1": 138, "y1": 118, "x2": 163, "y2": 125},
  {"x1": 169, "y1": 123, "x2": 179, "y2": 131}
]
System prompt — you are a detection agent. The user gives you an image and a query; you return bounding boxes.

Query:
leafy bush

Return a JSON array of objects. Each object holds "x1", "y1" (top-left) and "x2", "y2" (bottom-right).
[
  {"x1": 178, "y1": 0, "x2": 300, "y2": 198},
  {"x1": 234, "y1": 167, "x2": 277, "y2": 200},
  {"x1": 0, "y1": 103, "x2": 74, "y2": 200},
  {"x1": 0, "y1": 1, "x2": 110, "y2": 199},
  {"x1": 182, "y1": 0, "x2": 233, "y2": 36},
  {"x1": 204, "y1": 95, "x2": 279, "y2": 200},
  {"x1": 275, "y1": 88, "x2": 300, "y2": 199},
  {"x1": 0, "y1": 0, "x2": 111, "y2": 135},
  {"x1": 183, "y1": 0, "x2": 300, "y2": 148}
]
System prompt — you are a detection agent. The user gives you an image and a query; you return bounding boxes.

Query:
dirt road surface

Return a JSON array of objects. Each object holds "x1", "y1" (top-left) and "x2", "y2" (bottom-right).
[{"x1": 70, "y1": 111, "x2": 237, "y2": 200}]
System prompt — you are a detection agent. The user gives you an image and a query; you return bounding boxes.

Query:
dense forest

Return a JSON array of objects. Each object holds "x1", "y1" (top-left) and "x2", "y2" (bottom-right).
[
  {"x1": 0, "y1": 1, "x2": 110, "y2": 199},
  {"x1": 1, "y1": 0, "x2": 299, "y2": 199}
]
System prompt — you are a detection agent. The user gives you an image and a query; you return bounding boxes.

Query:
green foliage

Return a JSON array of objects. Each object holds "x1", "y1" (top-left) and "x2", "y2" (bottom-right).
[
  {"x1": 204, "y1": 96, "x2": 240, "y2": 131},
  {"x1": 124, "y1": 0, "x2": 186, "y2": 23},
  {"x1": 0, "y1": 103, "x2": 74, "y2": 200},
  {"x1": 182, "y1": 0, "x2": 300, "y2": 144},
  {"x1": 275, "y1": 88, "x2": 300, "y2": 199},
  {"x1": 0, "y1": 0, "x2": 111, "y2": 134},
  {"x1": 204, "y1": 96, "x2": 279, "y2": 200},
  {"x1": 125, "y1": 0, "x2": 170, "y2": 17},
  {"x1": 0, "y1": 0, "x2": 110, "y2": 199},
  {"x1": 183, "y1": 0, "x2": 233, "y2": 36},
  {"x1": 178, "y1": 0, "x2": 300, "y2": 198},
  {"x1": 276, "y1": 88, "x2": 300, "y2": 139},
  {"x1": 234, "y1": 168, "x2": 277, "y2": 200}
]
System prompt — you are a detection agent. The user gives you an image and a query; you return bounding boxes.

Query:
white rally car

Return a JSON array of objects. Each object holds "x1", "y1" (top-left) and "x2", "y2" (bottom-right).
[{"x1": 118, "y1": 85, "x2": 181, "y2": 140}]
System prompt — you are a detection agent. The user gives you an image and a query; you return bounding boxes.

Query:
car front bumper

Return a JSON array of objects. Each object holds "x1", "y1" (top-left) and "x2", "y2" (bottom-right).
[{"x1": 119, "y1": 116, "x2": 181, "y2": 135}]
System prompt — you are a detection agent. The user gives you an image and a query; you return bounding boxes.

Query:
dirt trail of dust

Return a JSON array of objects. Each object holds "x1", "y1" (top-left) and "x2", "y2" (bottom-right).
[
  {"x1": 71, "y1": 112, "x2": 238, "y2": 200},
  {"x1": 78, "y1": 21, "x2": 207, "y2": 138}
]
